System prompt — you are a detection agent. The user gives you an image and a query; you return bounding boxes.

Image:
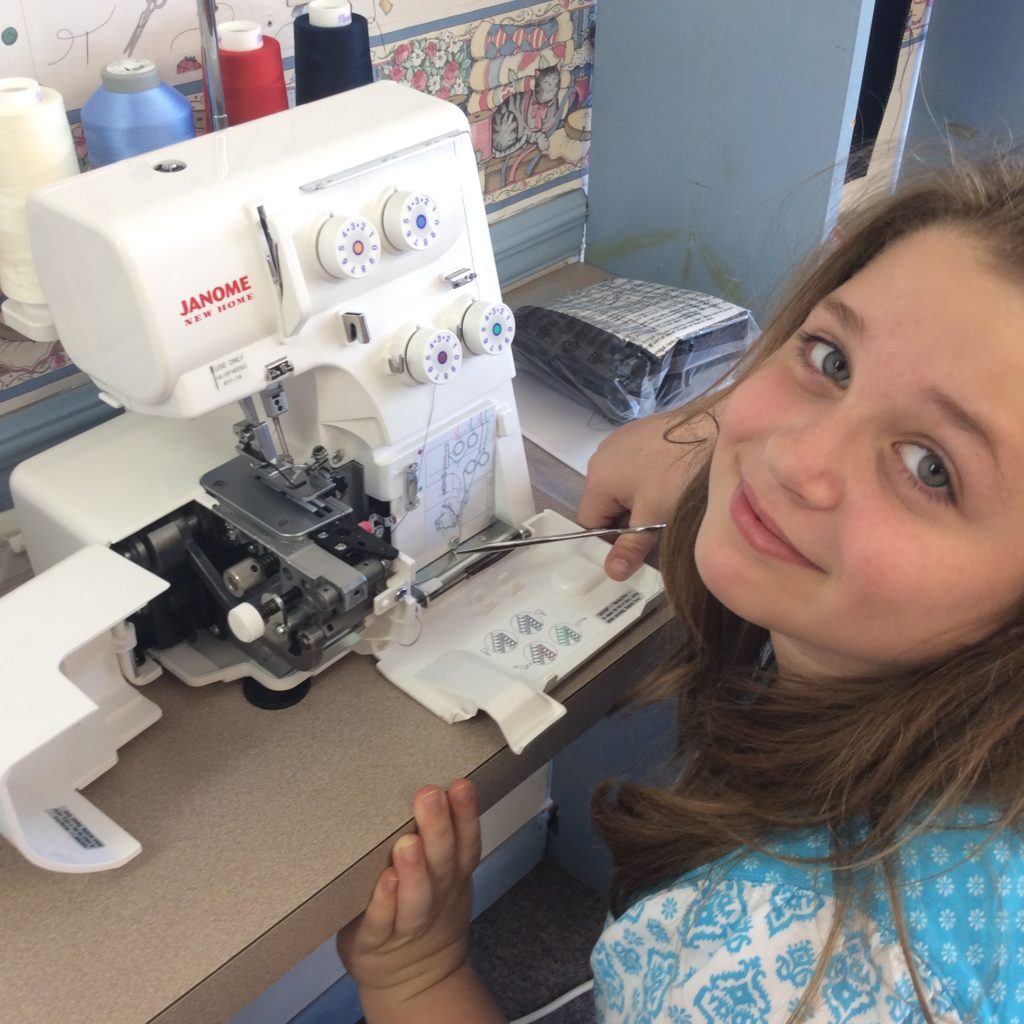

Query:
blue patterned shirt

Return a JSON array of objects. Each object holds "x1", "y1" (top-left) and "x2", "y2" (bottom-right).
[{"x1": 591, "y1": 807, "x2": 1024, "y2": 1022}]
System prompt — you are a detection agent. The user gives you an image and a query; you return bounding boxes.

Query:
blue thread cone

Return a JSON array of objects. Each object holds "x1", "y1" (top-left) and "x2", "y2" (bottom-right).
[{"x1": 82, "y1": 59, "x2": 195, "y2": 168}]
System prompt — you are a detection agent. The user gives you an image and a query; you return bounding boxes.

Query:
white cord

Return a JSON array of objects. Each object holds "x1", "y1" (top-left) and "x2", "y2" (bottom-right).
[{"x1": 508, "y1": 978, "x2": 594, "y2": 1024}]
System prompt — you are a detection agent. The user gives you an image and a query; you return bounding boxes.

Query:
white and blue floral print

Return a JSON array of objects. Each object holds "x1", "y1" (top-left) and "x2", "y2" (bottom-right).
[{"x1": 591, "y1": 807, "x2": 1024, "y2": 1022}]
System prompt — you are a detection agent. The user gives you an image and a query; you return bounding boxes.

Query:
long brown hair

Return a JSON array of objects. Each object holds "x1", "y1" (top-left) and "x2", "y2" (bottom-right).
[{"x1": 591, "y1": 160, "x2": 1024, "y2": 1020}]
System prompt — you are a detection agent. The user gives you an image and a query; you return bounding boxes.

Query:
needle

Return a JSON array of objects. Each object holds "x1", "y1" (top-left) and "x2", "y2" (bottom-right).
[{"x1": 454, "y1": 523, "x2": 667, "y2": 555}]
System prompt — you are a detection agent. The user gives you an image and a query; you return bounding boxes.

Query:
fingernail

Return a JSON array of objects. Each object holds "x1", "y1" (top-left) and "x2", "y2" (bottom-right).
[
  {"x1": 451, "y1": 782, "x2": 473, "y2": 805},
  {"x1": 395, "y1": 835, "x2": 419, "y2": 863},
  {"x1": 383, "y1": 872, "x2": 398, "y2": 892},
  {"x1": 609, "y1": 558, "x2": 632, "y2": 579},
  {"x1": 421, "y1": 787, "x2": 443, "y2": 808}
]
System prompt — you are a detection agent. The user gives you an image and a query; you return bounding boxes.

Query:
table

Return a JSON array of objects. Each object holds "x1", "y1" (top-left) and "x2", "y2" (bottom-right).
[{"x1": 0, "y1": 438, "x2": 674, "y2": 1024}]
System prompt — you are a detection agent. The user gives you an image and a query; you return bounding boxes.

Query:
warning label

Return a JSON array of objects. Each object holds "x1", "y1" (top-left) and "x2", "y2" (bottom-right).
[{"x1": 46, "y1": 806, "x2": 104, "y2": 849}]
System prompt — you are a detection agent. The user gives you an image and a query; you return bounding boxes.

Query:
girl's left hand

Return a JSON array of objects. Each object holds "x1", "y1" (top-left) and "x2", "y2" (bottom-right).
[{"x1": 337, "y1": 778, "x2": 482, "y2": 1002}]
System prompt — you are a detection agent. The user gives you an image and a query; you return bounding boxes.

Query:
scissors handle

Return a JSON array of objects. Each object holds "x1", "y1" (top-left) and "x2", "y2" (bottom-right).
[
  {"x1": 455, "y1": 523, "x2": 666, "y2": 554},
  {"x1": 125, "y1": 0, "x2": 167, "y2": 55}
]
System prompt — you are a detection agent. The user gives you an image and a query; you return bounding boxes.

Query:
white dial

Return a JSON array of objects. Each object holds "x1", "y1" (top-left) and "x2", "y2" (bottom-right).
[
  {"x1": 316, "y1": 215, "x2": 381, "y2": 278},
  {"x1": 404, "y1": 328, "x2": 462, "y2": 384},
  {"x1": 461, "y1": 301, "x2": 516, "y2": 355},
  {"x1": 227, "y1": 602, "x2": 266, "y2": 644},
  {"x1": 382, "y1": 191, "x2": 441, "y2": 251}
]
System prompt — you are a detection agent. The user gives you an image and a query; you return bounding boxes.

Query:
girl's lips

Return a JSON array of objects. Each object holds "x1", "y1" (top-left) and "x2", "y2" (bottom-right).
[{"x1": 729, "y1": 483, "x2": 824, "y2": 571}]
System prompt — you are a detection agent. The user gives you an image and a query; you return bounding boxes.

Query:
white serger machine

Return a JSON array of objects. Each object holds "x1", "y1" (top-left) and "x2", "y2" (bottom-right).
[{"x1": 0, "y1": 81, "x2": 662, "y2": 872}]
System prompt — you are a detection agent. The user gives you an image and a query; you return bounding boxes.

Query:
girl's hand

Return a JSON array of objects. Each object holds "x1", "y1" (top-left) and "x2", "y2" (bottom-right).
[
  {"x1": 337, "y1": 779, "x2": 482, "y2": 1004},
  {"x1": 577, "y1": 410, "x2": 713, "y2": 580}
]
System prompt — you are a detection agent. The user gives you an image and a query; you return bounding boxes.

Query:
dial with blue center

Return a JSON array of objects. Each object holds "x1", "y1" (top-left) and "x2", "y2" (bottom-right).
[
  {"x1": 460, "y1": 301, "x2": 516, "y2": 355},
  {"x1": 383, "y1": 190, "x2": 441, "y2": 251},
  {"x1": 316, "y1": 215, "x2": 381, "y2": 279}
]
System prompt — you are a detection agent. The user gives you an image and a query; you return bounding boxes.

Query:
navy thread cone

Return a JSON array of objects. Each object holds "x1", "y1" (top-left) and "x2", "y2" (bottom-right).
[{"x1": 294, "y1": 12, "x2": 374, "y2": 105}]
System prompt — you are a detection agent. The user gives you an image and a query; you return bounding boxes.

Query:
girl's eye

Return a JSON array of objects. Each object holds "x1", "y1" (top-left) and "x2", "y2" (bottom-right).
[
  {"x1": 806, "y1": 339, "x2": 850, "y2": 384},
  {"x1": 897, "y1": 442, "x2": 953, "y2": 499}
]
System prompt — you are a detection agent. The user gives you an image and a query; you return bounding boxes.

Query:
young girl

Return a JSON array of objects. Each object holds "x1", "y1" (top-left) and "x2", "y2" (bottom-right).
[{"x1": 337, "y1": 160, "x2": 1024, "y2": 1022}]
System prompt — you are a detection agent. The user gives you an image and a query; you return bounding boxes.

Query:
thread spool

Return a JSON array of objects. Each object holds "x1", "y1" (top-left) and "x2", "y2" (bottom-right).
[
  {"x1": 294, "y1": 0, "x2": 374, "y2": 106},
  {"x1": 0, "y1": 78, "x2": 79, "y2": 341},
  {"x1": 81, "y1": 59, "x2": 195, "y2": 169},
  {"x1": 217, "y1": 20, "x2": 288, "y2": 125}
]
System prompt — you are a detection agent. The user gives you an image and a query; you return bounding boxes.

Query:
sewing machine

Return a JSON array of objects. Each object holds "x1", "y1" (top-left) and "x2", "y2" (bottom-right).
[{"x1": 0, "y1": 81, "x2": 661, "y2": 872}]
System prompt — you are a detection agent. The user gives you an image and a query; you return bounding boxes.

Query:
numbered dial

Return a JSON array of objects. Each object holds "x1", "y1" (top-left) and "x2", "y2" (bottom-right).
[
  {"x1": 404, "y1": 328, "x2": 462, "y2": 384},
  {"x1": 461, "y1": 301, "x2": 516, "y2": 355},
  {"x1": 317, "y1": 215, "x2": 381, "y2": 279},
  {"x1": 382, "y1": 191, "x2": 441, "y2": 251}
]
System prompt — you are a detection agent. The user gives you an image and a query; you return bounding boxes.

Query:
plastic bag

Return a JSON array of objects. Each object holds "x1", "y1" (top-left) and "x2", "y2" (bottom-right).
[{"x1": 512, "y1": 277, "x2": 758, "y2": 424}]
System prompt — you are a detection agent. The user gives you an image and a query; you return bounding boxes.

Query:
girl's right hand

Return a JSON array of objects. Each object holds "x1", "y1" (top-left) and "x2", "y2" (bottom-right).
[
  {"x1": 576, "y1": 410, "x2": 713, "y2": 580},
  {"x1": 336, "y1": 779, "x2": 482, "y2": 1005}
]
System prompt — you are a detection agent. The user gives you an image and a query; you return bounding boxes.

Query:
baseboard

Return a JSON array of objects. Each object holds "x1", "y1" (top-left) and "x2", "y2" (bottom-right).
[
  {"x1": 0, "y1": 382, "x2": 117, "y2": 510},
  {"x1": 492, "y1": 189, "x2": 588, "y2": 289}
]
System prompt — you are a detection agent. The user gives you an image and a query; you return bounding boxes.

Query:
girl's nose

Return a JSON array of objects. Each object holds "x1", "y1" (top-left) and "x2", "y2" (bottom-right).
[{"x1": 763, "y1": 420, "x2": 845, "y2": 510}]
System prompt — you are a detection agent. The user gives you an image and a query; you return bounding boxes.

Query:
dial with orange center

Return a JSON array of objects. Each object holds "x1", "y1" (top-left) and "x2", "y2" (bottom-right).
[{"x1": 316, "y1": 215, "x2": 381, "y2": 279}]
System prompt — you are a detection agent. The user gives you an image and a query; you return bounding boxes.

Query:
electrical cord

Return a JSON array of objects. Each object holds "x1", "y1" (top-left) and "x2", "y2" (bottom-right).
[{"x1": 508, "y1": 978, "x2": 595, "y2": 1024}]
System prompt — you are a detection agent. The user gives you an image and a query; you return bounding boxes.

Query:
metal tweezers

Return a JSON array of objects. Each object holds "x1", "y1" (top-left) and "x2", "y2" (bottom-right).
[{"x1": 454, "y1": 523, "x2": 666, "y2": 554}]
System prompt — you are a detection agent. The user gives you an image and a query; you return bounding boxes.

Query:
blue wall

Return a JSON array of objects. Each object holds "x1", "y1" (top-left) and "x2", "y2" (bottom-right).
[
  {"x1": 905, "y1": 0, "x2": 1024, "y2": 166},
  {"x1": 583, "y1": 0, "x2": 875, "y2": 323}
]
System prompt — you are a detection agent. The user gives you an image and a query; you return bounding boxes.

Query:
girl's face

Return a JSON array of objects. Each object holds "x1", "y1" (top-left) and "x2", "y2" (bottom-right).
[{"x1": 695, "y1": 226, "x2": 1024, "y2": 677}]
